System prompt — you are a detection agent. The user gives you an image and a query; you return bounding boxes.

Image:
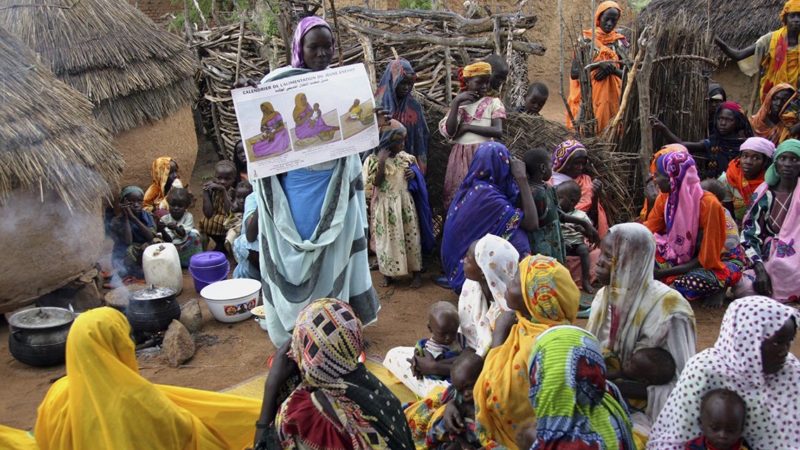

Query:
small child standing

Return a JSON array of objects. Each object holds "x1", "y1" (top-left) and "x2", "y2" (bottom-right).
[
  {"x1": 363, "y1": 122, "x2": 423, "y2": 288},
  {"x1": 556, "y1": 180, "x2": 598, "y2": 293},
  {"x1": 224, "y1": 180, "x2": 253, "y2": 254},
  {"x1": 685, "y1": 389, "x2": 751, "y2": 450},
  {"x1": 425, "y1": 352, "x2": 485, "y2": 449},
  {"x1": 524, "y1": 148, "x2": 566, "y2": 264},
  {"x1": 519, "y1": 82, "x2": 549, "y2": 116},
  {"x1": 159, "y1": 188, "x2": 202, "y2": 268},
  {"x1": 199, "y1": 160, "x2": 237, "y2": 253},
  {"x1": 440, "y1": 61, "x2": 506, "y2": 209},
  {"x1": 108, "y1": 185, "x2": 157, "y2": 280}
]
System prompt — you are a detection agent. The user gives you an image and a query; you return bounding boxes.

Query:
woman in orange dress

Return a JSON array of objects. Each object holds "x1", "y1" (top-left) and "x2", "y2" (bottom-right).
[{"x1": 566, "y1": 1, "x2": 628, "y2": 134}]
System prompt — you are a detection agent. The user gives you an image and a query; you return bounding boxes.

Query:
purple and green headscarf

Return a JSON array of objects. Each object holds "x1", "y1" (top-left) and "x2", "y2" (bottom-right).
[
  {"x1": 552, "y1": 140, "x2": 588, "y2": 174},
  {"x1": 291, "y1": 16, "x2": 334, "y2": 69}
]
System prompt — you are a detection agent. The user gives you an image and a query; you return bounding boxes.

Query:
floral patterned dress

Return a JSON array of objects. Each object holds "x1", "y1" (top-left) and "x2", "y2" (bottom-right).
[{"x1": 363, "y1": 151, "x2": 422, "y2": 277}]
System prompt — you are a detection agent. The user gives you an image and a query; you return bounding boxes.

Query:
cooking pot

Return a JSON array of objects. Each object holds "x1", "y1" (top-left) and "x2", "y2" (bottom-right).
[
  {"x1": 126, "y1": 285, "x2": 180, "y2": 333},
  {"x1": 8, "y1": 307, "x2": 75, "y2": 367}
]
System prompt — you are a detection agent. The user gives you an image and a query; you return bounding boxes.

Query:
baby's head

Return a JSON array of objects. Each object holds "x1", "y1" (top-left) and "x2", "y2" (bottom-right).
[
  {"x1": 523, "y1": 148, "x2": 553, "y2": 183},
  {"x1": 699, "y1": 389, "x2": 746, "y2": 450},
  {"x1": 214, "y1": 160, "x2": 238, "y2": 189},
  {"x1": 313, "y1": 102, "x2": 320, "y2": 109},
  {"x1": 167, "y1": 188, "x2": 191, "y2": 221},
  {"x1": 524, "y1": 82, "x2": 549, "y2": 115},
  {"x1": 234, "y1": 180, "x2": 253, "y2": 212},
  {"x1": 556, "y1": 180, "x2": 582, "y2": 213},
  {"x1": 450, "y1": 352, "x2": 483, "y2": 405},
  {"x1": 701, "y1": 179, "x2": 727, "y2": 203},
  {"x1": 462, "y1": 240, "x2": 482, "y2": 282},
  {"x1": 623, "y1": 347, "x2": 675, "y2": 386},
  {"x1": 428, "y1": 301, "x2": 459, "y2": 347},
  {"x1": 353, "y1": 99, "x2": 360, "y2": 106}
]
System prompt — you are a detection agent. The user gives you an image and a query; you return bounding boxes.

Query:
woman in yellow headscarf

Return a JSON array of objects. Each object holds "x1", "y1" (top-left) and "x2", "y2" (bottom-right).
[
  {"x1": 143, "y1": 156, "x2": 184, "y2": 217},
  {"x1": 567, "y1": 1, "x2": 628, "y2": 134},
  {"x1": 32, "y1": 307, "x2": 261, "y2": 450},
  {"x1": 716, "y1": 0, "x2": 800, "y2": 103},
  {"x1": 472, "y1": 254, "x2": 579, "y2": 449}
]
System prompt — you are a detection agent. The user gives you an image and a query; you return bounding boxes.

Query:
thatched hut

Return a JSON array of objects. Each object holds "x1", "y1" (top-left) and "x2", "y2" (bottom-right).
[
  {"x1": 0, "y1": 0, "x2": 199, "y2": 189},
  {"x1": 639, "y1": 0, "x2": 783, "y2": 111},
  {"x1": 0, "y1": 27, "x2": 123, "y2": 313}
]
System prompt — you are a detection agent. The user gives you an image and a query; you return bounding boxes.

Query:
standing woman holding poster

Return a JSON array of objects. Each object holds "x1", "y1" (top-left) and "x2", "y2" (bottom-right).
[{"x1": 250, "y1": 16, "x2": 381, "y2": 347}]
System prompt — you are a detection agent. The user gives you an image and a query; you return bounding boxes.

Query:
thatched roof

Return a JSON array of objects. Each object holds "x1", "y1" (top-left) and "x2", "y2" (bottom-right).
[
  {"x1": 639, "y1": 0, "x2": 783, "y2": 50},
  {"x1": 0, "y1": 0, "x2": 197, "y2": 134},
  {"x1": 0, "y1": 26, "x2": 122, "y2": 210}
]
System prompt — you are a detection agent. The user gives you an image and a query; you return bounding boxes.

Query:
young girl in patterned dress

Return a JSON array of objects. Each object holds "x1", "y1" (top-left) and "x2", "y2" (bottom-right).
[
  {"x1": 363, "y1": 122, "x2": 424, "y2": 288},
  {"x1": 439, "y1": 61, "x2": 506, "y2": 209}
]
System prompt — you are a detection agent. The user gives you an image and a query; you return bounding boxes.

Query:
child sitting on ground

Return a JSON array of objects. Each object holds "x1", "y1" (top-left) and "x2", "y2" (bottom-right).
[
  {"x1": 519, "y1": 82, "x2": 549, "y2": 116},
  {"x1": 158, "y1": 188, "x2": 202, "y2": 268},
  {"x1": 363, "y1": 122, "x2": 424, "y2": 288},
  {"x1": 413, "y1": 301, "x2": 461, "y2": 382},
  {"x1": 199, "y1": 160, "x2": 237, "y2": 253},
  {"x1": 425, "y1": 352, "x2": 485, "y2": 449},
  {"x1": 108, "y1": 185, "x2": 158, "y2": 280},
  {"x1": 224, "y1": 180, "x2": 253, "y2": 254},
  {"x1": 524, "y1": 148, "x2": 566, "y2": 264},
  {"x1": 556, "y1": 180, "x2": 599, "y2": 293},
  {"x1": 685, "y1": 389, "x2": 751, "y2": 450}
]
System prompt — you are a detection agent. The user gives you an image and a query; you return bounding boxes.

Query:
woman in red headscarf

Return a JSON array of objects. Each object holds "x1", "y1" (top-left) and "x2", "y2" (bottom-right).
[{"x1": 566, "y1": 1, "x2": 628, "y2": 134}]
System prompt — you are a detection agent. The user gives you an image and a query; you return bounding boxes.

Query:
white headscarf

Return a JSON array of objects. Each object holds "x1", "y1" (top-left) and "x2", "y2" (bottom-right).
[
  {"x1": 475, "y1": 233, "x2": 520, "y2": 312},
  {"x1": 649, "y1": 296, "x2": 800, "y2": 449}
]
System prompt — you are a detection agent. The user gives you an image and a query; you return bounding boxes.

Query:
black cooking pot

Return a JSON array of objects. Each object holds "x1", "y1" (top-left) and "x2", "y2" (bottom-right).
[
  {"x1": 8, "y1": 307, "x2": 74, "y2": 367},
  {"x1": 126, "y1": 285, "x2": 180, "y2": 333}
]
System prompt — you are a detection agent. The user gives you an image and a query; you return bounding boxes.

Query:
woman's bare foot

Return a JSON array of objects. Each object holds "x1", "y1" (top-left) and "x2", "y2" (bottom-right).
[
  {"x1": 380, "y1": 275, "x2": 393, "y2": 287},
  {"x1": 410, "y1": 272, "x2": 423, "y2": 289},
  {"x1": 702, "y1": 290, "x2": 725, "y2": 309},
  {"x1": 582, "y1": 280, "x2": 596, "y2": 295}
]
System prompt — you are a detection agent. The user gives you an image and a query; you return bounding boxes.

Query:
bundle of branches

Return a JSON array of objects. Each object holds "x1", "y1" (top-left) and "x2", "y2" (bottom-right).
[
  {"x1": 338, "y1": 6, "x2": 544, "y2": 109},
  {"x1": 600, "y1": 11, "x2": 716, "y2": 218},
  {"x1": 192, "y1": 23, "x2": 272, "y2": 159},
  {"x1": 419, "y1": 96, "x2": 637, "y2": 225}
]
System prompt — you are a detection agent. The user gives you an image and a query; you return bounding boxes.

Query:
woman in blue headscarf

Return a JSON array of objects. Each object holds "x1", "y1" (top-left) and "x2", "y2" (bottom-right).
[
  {"x1": 440, "y1": 142, "x2": 538, "y2": 293},
  {"x1": 375, "y1": 58, "x2": 430, "y2": 173}
]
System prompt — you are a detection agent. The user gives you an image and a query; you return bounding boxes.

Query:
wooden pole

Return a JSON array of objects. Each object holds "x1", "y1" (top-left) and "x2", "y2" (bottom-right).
[
  {"x1": 328, "y1": 0, "x2": 344, "y2": 67},
  {"x1": 444, "y1": 46, "x2": 453, "y2": 103},
  {"x1": 636, "y1": 27, "x2": 656, "y2": 179},
  {"x1": 234, "y1": 19, "x2": 245, "y2": 82}
]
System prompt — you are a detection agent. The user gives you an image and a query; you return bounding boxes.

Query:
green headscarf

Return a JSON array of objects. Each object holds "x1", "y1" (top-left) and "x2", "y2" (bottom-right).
[
  {"x1": 119, "y1": 185, "x2": 144, "y2": 202},
  {"x1": 528, "y1": 325, "x2": 635, "y2": 448},
  {"x1": 766, "y1": 139, "x2": 800, "y2": 186}
]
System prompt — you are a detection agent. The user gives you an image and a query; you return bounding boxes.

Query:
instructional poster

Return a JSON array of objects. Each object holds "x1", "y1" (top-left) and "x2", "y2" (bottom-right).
[{"x1": 231, "y1": 64, "x2": 379, "y2": 180}]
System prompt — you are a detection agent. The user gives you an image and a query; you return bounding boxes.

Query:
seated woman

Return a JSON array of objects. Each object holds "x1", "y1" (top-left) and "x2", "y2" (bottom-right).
[
  {"x1": 651, "y1": 102, "x2": 754, "y2": 179},
  {"x1": 750, "y1": 83, "x2": 798, "y2": 145},
  {"x1": 440, "y1": 142, "x2": 538, "y2": 293},
  {"x1": 527, "y1": 326, "x2": 636, "y2": 449},
  {"x1": 649, "y1": 296, "x2": 800, "y2": 448},
  {"x1": 143, "y1": 156, "x2": 184, "y2": 218},
  {"x1": 461, "y1": 255, "x2": 578, "y2": 449},
  {"x1": 32, "y1": 307, "x2": 260, "y2": 449},
  {"x1": 587, "y1": 223, "x2": 696, "y2": 433},
  {"x1": 736, "y1": 139, "x2": 800, "y2": 303},
  {"x1": 253, "y1": 299, "x2": 414, "y2": 450},
  {"x1": 645, "y1": 151, "x2": 744, "y2": 307},
  {"x1": 717, "y1": 137, "x2": 775, "y2": 224}
]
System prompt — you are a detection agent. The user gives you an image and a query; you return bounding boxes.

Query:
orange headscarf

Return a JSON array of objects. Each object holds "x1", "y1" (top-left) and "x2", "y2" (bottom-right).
[
  {"x1": 586, "y1": 1, "x2": 625, "y2": 45},
  {"x1": 143, "y1": 157, "x2": 182, "y2": 212},
  {"x1": 750, "y1": 83, "x2": 795, "y2": 145},
  {"x1": 781, "y1": 0, "x2": 800, "y2": 21},
  {"x1": 260, "y1": 101, "x2": 278, "y2": 125},
  {"x1": 292, "y1": 93, "x2": 310, "y2": 122},
  {"x1": 458, "y1": 61, "x2": 492, "y2": 91}
]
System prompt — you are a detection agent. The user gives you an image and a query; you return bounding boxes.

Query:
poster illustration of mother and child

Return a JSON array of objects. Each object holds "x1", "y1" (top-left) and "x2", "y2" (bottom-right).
[{"x1": 233, "y1": 64, "x2": 379, "y2": 180}]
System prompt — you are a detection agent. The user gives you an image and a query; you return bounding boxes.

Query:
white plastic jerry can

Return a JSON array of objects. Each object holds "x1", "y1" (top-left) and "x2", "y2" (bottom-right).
[{"x1": 143, "y1": 243, "x2": 183, "y2": 295}]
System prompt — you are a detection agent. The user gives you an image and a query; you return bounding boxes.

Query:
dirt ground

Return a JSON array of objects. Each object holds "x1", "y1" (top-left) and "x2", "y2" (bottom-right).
[{"x1": 1, "y1": 106, "x2": 798, "y2": 432}]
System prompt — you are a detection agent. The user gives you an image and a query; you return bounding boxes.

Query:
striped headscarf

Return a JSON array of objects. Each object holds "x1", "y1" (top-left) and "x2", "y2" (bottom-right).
[{"x1": 528, "y1": 325, "x2": 635, "y2": 449}]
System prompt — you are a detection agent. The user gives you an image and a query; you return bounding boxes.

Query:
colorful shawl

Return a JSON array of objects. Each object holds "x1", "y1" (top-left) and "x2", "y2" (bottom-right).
[
  {"x1": 143, "y1": 157, "x2": 182, "y2": 213},
  {"x1": 639, "y1": 144, "x2": 688, "y2": 221},
  {"x1": 277, "y1": 299, "x2": 414, "y2": 449},
  {"x1": 34, "y1": 308, "x2": 261, "y2": 450},
  {"x1": 654, "y1": 151, "x2": 703, "y2": 265},
  {"x1": 474, "y1": 255, "x2": 578, "y2": 449},
  {"x1": 375, "y1": 59, "x2": 430, "y2": 171},
  {"x1": 527, "y1": 325, "x2": 635, "y2": 450},
  {"x1": 441, "y1": 142, "x2": 530, "y2": 293},
  {"x1": 750, "y1": 83, "x2": 796, "y2": 145},
  {"x1": 649, "y1": 297, "x2": 800, "y2": 449},
  {"x1": 551, "y1": 140, "x2": 610, "y2": 236},
  {"x1": 724, "y1": 160, "x2": 765, "y2": 213},
  {"x1": 566, "y1": 1, "x2": 626, "y2": 133},
  {"x1": 701, "y1": 102, "x2": 754, "y2": 178},
  {"x1": 291, "y1": 16, "x2": 333, "y2": 69},
  {"x1": 759, "y1": 0, "x2": 800, "y2": 100}
]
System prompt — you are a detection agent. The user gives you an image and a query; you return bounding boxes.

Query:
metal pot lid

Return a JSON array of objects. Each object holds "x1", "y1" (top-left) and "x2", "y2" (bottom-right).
[
  {"x1": 130, "y1": 286, "x2": 177, "y2": 301},
  {"x1": 9, "y1": 307, "x2": 74, "y2": 330}
]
